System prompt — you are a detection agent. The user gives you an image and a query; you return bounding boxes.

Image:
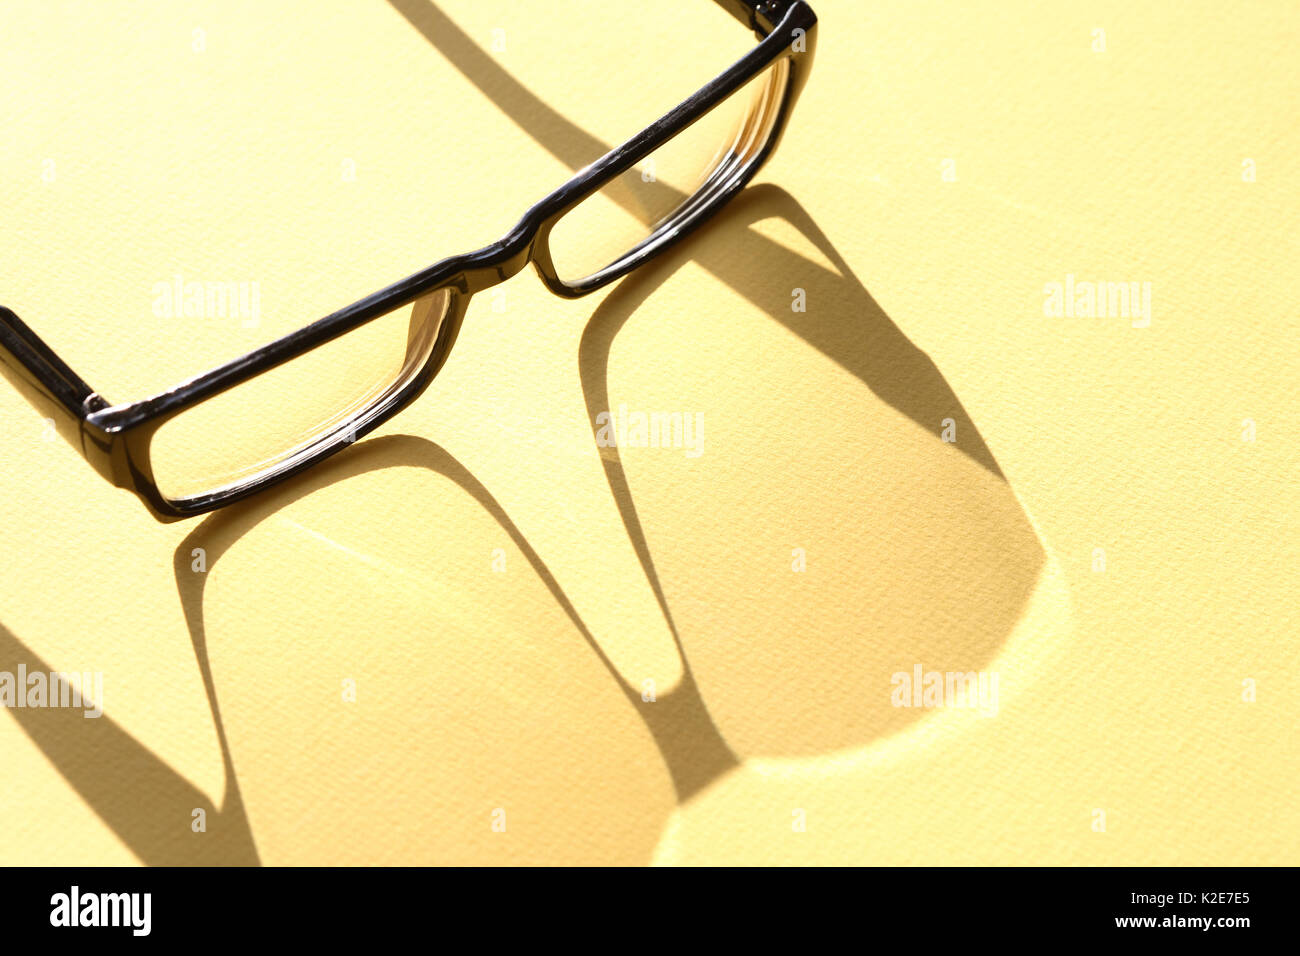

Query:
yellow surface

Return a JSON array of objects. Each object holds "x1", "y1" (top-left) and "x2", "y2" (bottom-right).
[{"x1": 1, "y1": 0, "x2": 1296, "y2": 865}]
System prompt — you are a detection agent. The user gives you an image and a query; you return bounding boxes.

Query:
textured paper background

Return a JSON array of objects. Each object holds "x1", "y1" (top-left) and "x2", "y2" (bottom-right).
[{"x1": 0, "y1": 0, "x2": 1296, "y2": 865}]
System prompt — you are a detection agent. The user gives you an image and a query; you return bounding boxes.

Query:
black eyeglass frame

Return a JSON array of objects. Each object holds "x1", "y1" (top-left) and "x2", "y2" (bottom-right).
[{"x1": 0, "y1": 0, "x2": 817, "y2": 521}]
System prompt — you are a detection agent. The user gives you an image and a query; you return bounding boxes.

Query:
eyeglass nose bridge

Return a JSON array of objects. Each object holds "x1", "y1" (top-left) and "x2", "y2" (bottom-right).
[
  {"x1": 452, "y1": 201, "x2": 664, "y2": 305},
  {"x1": 454, "y1": 206, "x2": 583, "y2": 304},
  {"x1": 458, "y1": 224, "x2": 541, "y2": 297}
]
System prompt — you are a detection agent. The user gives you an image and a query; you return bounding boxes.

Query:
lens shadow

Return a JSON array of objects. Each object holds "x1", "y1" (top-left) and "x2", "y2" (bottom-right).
[
  {"x1": 579, "y1": 183, "x2": 1045, "y2": 756},
  {"x1": 170, "y1": 434, "x2": 738, "y2": 864}
]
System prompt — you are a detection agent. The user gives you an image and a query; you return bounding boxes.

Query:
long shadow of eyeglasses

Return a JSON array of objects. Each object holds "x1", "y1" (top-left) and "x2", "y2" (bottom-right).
[{"x1": 156, "y1": 163, "x2": 1045, "y2": 850}]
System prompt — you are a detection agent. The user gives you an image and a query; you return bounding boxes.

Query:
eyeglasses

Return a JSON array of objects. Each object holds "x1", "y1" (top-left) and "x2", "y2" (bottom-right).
[{"x1": 0, "y1": 0, "x2": 817, "y2": 521}]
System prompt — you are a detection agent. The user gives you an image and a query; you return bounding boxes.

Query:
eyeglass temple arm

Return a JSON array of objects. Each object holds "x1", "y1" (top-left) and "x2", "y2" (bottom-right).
[
  {"x1": 0, "y1": 306, "x2": 107, "y2": 449},
  {"x1": 712, "y1": 0, "x2": 793, "y2": 35}
]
